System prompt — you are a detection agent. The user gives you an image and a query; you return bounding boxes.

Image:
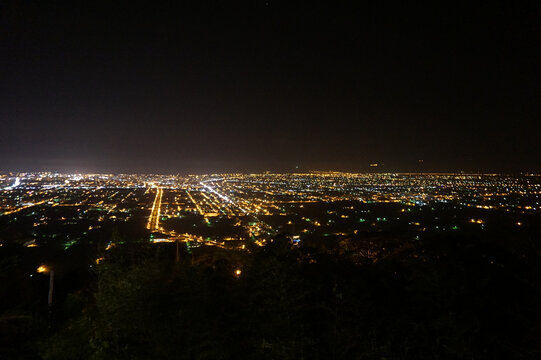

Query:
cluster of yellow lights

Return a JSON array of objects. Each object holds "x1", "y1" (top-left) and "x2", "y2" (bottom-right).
[
  {"x1": 186, "y1": 190, "x2": 205, "y2": 216},
  {"x1": 146, "y1": 187, "x2": 163, "y2": 230},
  {"x1": 470, "y1": 219, "x2": 485, "y2": 224},
  {"x1": 3, "y1": 200, "x2": 48, "y2": 215}
]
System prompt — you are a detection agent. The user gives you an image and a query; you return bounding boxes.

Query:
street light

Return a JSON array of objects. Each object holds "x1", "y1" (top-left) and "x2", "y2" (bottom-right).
[{"x1": 37, "y1": 265, "x2": 54, "y2": 306}]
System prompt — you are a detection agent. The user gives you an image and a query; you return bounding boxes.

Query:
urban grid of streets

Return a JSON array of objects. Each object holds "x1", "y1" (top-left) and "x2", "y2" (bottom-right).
[{"x1": 1, "y1": 172, "x2": 540, "y2": 251}]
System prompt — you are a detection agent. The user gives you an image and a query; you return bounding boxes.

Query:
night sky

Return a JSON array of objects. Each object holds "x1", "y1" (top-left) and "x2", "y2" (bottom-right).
[{"x1": 1, "y1": 2, "x2": 539, "y2": 174}]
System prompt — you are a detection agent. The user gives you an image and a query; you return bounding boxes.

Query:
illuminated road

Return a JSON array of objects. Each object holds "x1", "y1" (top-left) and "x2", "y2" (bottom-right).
[
  {"x1": 2, "y1": 199, "x2": 48, "y2": 215},
  {"x1": 147, "y1": 187, "x2": 163, "y2": 231},
  {"x1": 186, "y1": 190, "x2": 205, "y2": 216},
  {"x1": 201, "y1": 180, "x2": 275, "y2": 237},
  {"x1": 4, "y1": 177, "x2": 20, "y2": 190}
]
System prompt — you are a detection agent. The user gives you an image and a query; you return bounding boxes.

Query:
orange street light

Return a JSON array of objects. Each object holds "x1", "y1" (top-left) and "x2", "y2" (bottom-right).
[{"x1": 37, "y1": 264, "x2": 54, "y2": 306}]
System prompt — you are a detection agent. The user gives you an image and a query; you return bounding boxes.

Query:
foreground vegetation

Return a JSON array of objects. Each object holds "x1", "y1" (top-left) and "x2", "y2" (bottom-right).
[{"x1": 1, "y1": 230, "x2": 540, "y2": 359}]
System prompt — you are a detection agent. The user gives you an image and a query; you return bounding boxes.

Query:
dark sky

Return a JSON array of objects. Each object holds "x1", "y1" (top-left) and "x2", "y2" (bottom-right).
[{"x1": 1, "y1": 1, "x2": 539, "y2": 174}]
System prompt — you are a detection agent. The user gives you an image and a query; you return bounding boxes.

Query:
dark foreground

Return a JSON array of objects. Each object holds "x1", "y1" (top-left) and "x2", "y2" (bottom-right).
[{"x1": 1, "y1": 230, "x2": 541, "y2": 360}]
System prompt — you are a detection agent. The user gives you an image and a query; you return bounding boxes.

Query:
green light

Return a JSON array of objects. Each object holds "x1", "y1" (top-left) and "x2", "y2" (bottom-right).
[{"x1": 63, "y1": 239, "x2": 77, "y2": 250}]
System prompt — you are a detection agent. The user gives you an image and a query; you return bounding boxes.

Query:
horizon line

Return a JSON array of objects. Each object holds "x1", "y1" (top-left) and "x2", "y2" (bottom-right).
[{"x1": 1, "y1": 170, "x2": 540, "y2": 177}]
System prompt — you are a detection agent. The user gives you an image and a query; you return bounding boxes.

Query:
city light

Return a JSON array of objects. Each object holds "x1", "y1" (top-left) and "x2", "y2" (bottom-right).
[{"x1": 0, "y1": 172, "x2": 539, "y2": 252}]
